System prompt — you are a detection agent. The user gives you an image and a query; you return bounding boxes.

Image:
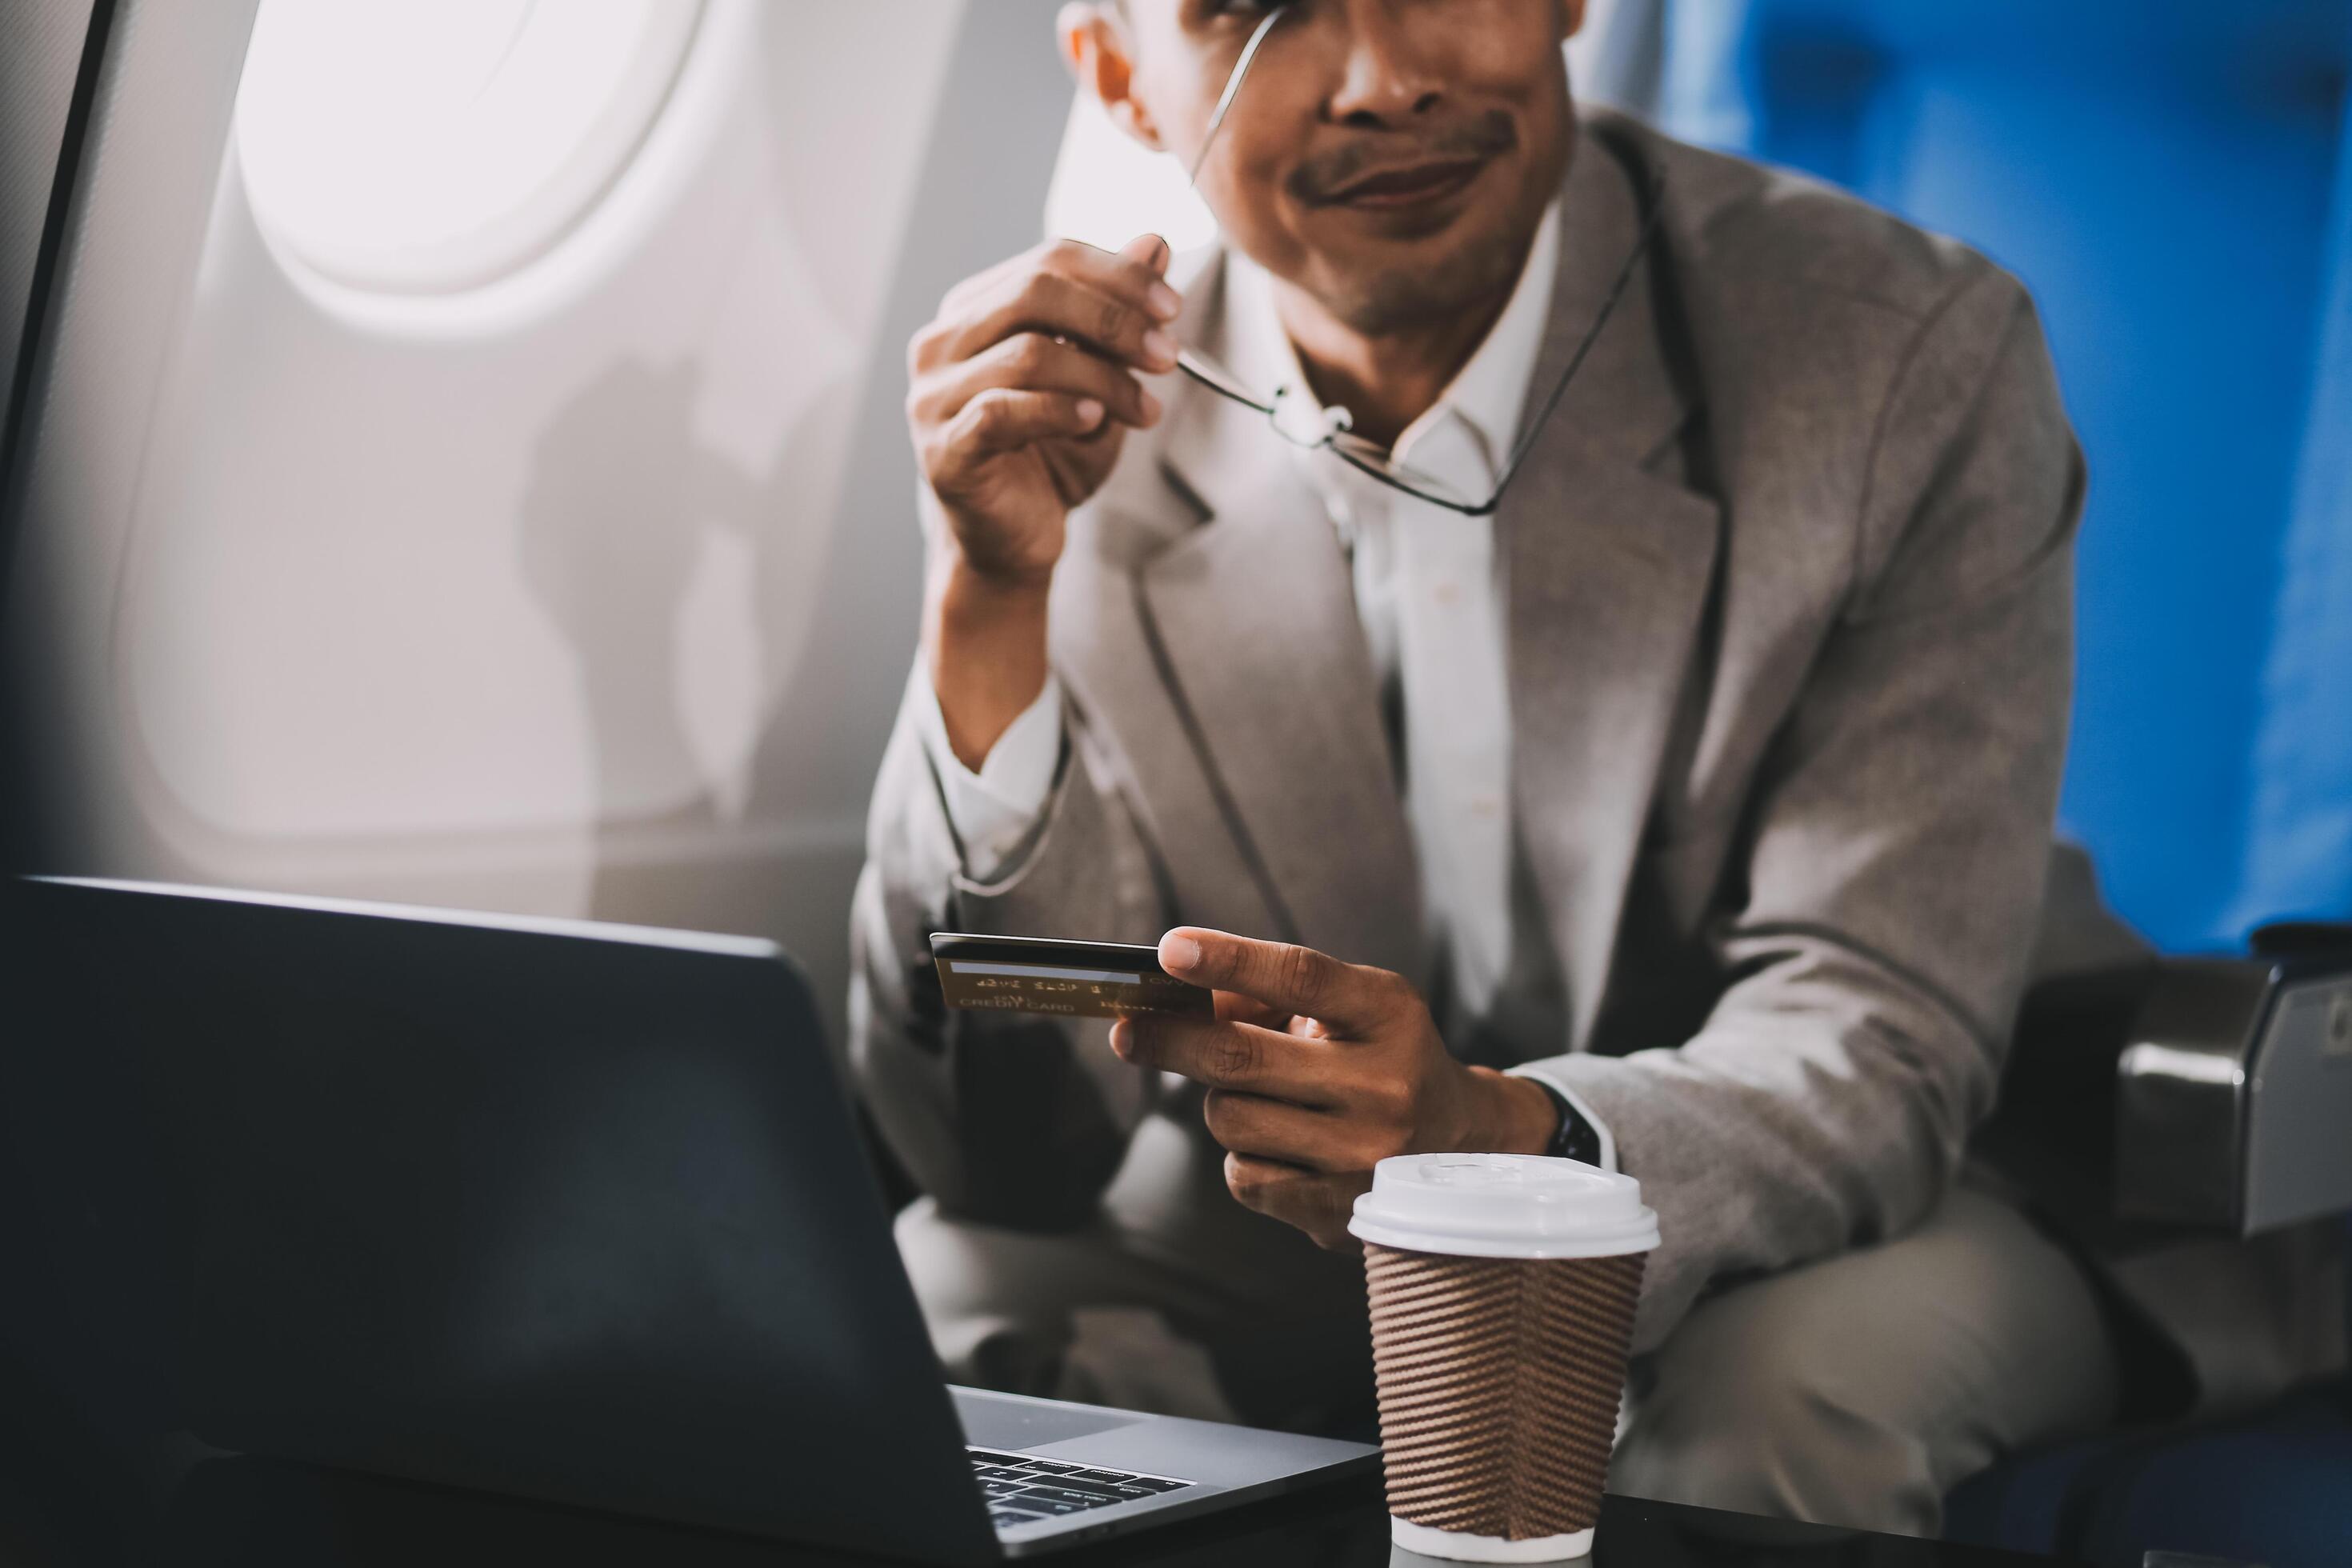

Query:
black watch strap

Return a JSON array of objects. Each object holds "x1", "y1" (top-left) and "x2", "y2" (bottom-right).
[{"x1": 1524, "y1": 1077, "x2": 1604, "y2": 1167}]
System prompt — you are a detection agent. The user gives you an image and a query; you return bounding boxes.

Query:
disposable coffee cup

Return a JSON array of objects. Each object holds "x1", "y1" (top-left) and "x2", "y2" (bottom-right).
[{"x1": 1350, "y1": 1152, "x2": 1660, "y2": 1563}]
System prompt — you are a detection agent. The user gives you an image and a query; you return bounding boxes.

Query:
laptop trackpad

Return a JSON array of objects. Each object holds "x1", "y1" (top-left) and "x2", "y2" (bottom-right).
[{"x1": 952, "y1": 1389, "x2": 1147, "y2": 1450}]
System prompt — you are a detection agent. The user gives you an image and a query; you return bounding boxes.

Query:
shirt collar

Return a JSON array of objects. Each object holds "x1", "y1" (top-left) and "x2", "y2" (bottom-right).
[{"x1": 1217, "y1": 198, "x2": 1562, "y2": 495}]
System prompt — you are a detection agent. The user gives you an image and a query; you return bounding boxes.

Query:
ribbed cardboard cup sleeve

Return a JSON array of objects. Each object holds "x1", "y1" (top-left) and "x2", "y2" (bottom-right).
[{"x1": 1366, "y1": 1244, "x2": 1646, "y2": 1544}]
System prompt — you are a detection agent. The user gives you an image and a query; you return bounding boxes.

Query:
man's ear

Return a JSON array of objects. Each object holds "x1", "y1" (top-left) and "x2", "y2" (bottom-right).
[{"x1": 1058, "y1": 1, "x2": 1165, "y2": 153}]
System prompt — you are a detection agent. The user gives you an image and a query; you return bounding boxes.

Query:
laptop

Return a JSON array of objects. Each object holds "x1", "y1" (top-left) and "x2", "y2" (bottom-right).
[{"x1": 3, "y1": 876, "x2": 1375, "y2": 1562}]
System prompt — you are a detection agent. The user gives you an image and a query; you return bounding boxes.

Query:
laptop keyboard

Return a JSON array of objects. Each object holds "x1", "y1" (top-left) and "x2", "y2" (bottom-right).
[{"x1": 968, "y1": 1448, "x2": 1197, "y2": 1530}]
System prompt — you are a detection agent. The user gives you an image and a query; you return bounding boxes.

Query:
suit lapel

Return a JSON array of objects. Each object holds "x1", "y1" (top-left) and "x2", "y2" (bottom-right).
[
  {"x1": 1131, "y1": 341, "x2": 1426, "y2": 976},
  {"x1": 1507, "y1": 124, "x2": 1720, "y2": 1047}
]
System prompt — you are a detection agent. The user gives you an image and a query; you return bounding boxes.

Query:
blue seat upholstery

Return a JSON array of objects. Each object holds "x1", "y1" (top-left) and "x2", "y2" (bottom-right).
[
  {"x1": 1631, "y1": 0, "x2": 2352, "y2": 953},
  {"x1": 1594, "y1": 3, "x2": 2352, "y2": 1562},
  {"x1": 1945, "y1": 1387, "x2": 2352, "y2": 1566}
]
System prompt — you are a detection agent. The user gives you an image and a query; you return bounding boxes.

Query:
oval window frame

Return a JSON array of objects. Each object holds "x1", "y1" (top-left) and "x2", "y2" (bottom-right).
[{"x1": 234, "y1": 0, "x2": 706, "y2": 298}]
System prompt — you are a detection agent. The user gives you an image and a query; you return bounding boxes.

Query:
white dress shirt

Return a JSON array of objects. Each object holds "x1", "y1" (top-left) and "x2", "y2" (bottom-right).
[{"x1": 916, "y1": 200, "x2": 1613, "y2": 1165}]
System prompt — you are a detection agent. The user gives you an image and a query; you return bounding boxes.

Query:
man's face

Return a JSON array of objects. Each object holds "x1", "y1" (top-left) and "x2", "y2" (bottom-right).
[{"x1": 1104, "y1": 0, "x2": 1580, "y2": 334}]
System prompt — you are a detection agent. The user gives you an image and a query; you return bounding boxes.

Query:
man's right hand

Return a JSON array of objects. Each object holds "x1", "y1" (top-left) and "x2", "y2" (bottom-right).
[
  {"x1": 906, "y1": 233, "x2": 1181, "y2": 768},
  {"x1": 910, "y1": 232, "x2": 1180, "y2": 580}
]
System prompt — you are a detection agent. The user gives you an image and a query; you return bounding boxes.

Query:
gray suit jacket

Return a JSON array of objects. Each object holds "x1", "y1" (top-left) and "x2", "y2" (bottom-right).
[{"x1": 853, "y1": 110, "x2": 2316, "y2": 1405}]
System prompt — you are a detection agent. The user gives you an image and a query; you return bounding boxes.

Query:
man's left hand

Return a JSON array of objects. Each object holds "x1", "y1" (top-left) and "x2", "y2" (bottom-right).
[{"x1": 1108, "y1": 927, "x2": 1560, "y2": 1249}]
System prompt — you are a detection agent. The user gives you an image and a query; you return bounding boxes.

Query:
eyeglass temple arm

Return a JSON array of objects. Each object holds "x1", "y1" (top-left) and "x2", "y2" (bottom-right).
[
  {"x1": 1168, "y1": 12, "x2": 1292, "y2": 420},
  {"x1": 1489, "y1": 172, "x2": 1670, "y2": 498},
  {"x1": 1187, "y1": 7, "x2": 1291, "y2": 186}
]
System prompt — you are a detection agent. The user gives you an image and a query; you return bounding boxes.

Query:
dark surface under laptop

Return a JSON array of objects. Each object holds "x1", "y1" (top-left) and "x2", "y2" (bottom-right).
[{"x1": 0, "y1": 1442, "x2": 2086, "y2": 1568}]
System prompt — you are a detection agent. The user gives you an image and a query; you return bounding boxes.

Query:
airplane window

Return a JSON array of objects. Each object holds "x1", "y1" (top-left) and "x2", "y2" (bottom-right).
[
  {"x1": 235, "y1": 0, "x2": 702, "y2": 294},
  {"x1": 114, "y1": 0, "x2": 969, "y2": 938}
]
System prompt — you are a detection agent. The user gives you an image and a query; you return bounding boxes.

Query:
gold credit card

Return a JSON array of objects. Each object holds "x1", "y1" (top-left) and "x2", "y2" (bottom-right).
[{"x1": 930, "y1": 932, "x2": 1214, "y2": 1020}]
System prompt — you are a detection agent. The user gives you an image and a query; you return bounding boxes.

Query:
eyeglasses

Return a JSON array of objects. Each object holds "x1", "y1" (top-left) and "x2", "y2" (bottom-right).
[{"x1": 1172, "y1": 5, "x2": 1665, "y2": 518}]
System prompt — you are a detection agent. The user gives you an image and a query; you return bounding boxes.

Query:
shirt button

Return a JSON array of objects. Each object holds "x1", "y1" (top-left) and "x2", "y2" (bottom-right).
[
  {"x1": 1434, "y1": 582, "x2": 1461, "y2": 606},
  {"x1": 1471, "y1": 794, "x2": 1502, "y2": 817}
]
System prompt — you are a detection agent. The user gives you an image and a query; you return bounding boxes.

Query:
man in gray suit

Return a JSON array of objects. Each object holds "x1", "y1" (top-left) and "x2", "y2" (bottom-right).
[{"x1": 852, "y1": 0, "x2": 2117, "y2": 1535}]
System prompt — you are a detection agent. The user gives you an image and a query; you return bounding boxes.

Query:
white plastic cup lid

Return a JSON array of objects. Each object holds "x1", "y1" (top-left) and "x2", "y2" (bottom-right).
[{"x1": 1348, "y1": 1152, "x2": 1660, "y2": 1260}]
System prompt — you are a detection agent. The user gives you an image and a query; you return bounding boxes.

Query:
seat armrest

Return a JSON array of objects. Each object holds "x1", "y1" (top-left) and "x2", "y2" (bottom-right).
[
  {"x1": 2116, "y1": 954, "x2": 2344, "y2": 1231},
  {"x1": 1986, "y1": 935, "x2": 2352, "y2": 1238}
]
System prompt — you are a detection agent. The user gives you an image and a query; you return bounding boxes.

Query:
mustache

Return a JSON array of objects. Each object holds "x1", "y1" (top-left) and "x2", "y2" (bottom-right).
[{"x1": 1286, "y1": 110, "x2": 1519, "y2": 206}]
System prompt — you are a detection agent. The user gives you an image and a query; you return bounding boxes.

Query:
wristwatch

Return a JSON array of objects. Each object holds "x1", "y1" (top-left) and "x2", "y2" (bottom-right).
[{"x1": 1526, "y1": 1077, "x2": 1605, "y2": 1168}]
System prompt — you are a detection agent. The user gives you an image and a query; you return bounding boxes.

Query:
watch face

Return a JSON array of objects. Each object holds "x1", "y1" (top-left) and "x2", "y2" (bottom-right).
[
  {"x1": 1535, "y1": 1082, "x2": 1602, "y2": 1166},
  {"x1": 1551, "y1": 1118, "x2": 1601, "y2": 1166}
]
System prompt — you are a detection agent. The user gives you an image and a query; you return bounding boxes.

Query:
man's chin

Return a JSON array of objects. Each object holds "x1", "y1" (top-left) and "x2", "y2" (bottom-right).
[
  {"x1": 1302, "y1": 220, "x2": 1534, "y2": 338},
  {"x1": 1292, "y1": 163, "x2": 1542, "y2": 333}
]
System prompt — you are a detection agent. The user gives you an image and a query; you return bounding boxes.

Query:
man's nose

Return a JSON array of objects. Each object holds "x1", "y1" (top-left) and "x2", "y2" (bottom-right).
[{"x1": 1326, "y1": 0, "x2": 1442, "y2": 126}]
